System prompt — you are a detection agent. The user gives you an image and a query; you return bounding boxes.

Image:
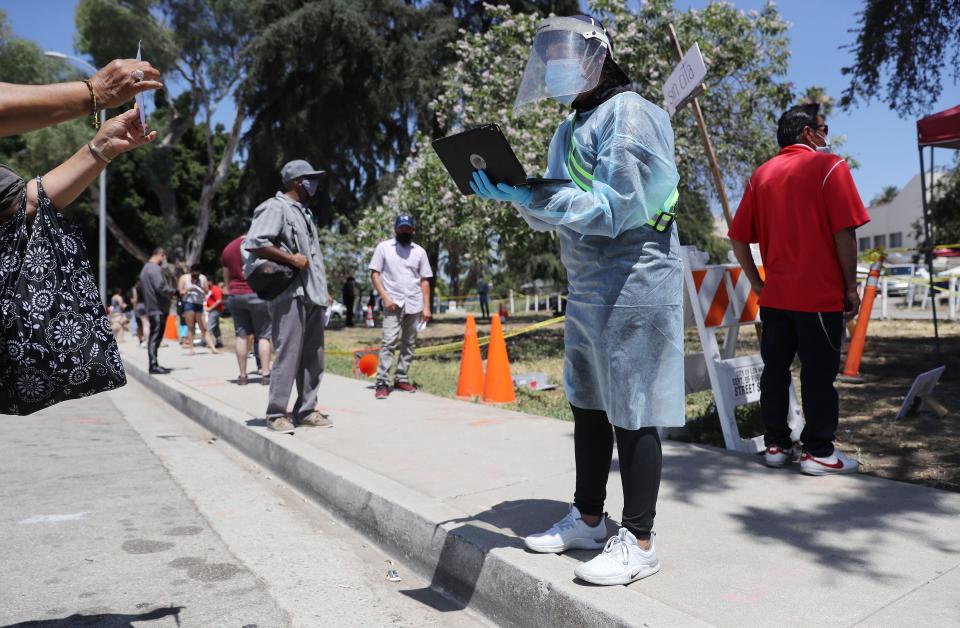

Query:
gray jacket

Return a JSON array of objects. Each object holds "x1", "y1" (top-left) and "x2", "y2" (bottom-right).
[{"x1": 243, "y1": 192, "x2": 329, "y2": 306}]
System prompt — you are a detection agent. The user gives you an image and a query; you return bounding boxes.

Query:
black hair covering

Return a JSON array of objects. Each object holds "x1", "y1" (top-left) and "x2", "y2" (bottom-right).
[
  {"x1": 0, "y1": 164, "x2": 25, "y2": 215},
  {"x1": 573, "y1": 54, "x2": 632, "y2": 113}
]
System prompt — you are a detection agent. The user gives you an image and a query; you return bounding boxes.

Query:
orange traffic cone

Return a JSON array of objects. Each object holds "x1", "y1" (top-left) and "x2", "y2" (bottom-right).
[
  {"x1": 456, "y1": 315, "x2": 484, "y2": 399},
  {"x1": 482, "y1": 314, "x2": 515, "y2": 404},
  {"x1": 840, "y1": 259, "x2": 883, "y2": 381},
  {"x1": 163, "y1": 314, "x2": 179, "y2": 340},
  {"x1": 365, "y1": 305, "x2": 375, "y2": 328}
]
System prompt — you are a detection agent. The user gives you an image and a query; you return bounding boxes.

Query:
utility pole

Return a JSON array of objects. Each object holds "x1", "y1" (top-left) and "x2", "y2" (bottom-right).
[{"x1": 45, "y1": 51, "x2": 108, "y2": 305}]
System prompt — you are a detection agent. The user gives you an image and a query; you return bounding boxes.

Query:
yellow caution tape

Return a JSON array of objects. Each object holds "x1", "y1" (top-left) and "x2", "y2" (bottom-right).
[
  {"x1": 887, "y1": 276, "x2": 959, "y2": 294},
  {"x1": 326, "y1": 315, "x2": 567, "y2": 358}
]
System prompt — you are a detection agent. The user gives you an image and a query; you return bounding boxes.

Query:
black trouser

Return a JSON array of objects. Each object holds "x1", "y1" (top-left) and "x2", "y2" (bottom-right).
[
  {"x1": 759, "y1": 306, "x2": 843, "y2": 457},
  {"x1": 147, "y1": 314, "x2": 164, "y2": 369},
  {"x1": 479, "y1": 296, "x2": 490, "y2": 319},
  {"x1": 345, "y1": 302, "x2": 354, "y2": 327},
  {"x1": 572, "y1": 405, "x2": 662, "y2": 540}
]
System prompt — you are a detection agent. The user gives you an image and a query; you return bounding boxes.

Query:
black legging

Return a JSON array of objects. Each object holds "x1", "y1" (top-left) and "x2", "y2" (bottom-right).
[
  {"x1": 572, "y1": 404, "x2": 662, "y2": 540},
  {"x1": 147, "y1": 313, "x2": 164, "y2": 369}
]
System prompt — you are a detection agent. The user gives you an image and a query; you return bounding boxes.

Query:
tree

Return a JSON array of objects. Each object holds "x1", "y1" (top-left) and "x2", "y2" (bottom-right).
[
  {"x1": 239, "y1": 0, "x2": 461, "y2": 225},
  {"x1": 355, "y1": 0, "x2": 794, "y2": 292},
  {"x1": 440, "y1": 0, "x2": 579, "y2": 32},
  {"x1": 929, "y1": 163, "x2": 960, "y2": 245},
  {"x1": 870, "y1": 185, "x2": 899, "y2": 206},
  {"x1": 841, "y1": 0, "x2": 960, "y2": 116},
  {"x1": 798, "y1": 86, "x2": 835, "y2": 117},
  {"x1": 75, "y1": 0, "x2": 250, "y2": 266}
]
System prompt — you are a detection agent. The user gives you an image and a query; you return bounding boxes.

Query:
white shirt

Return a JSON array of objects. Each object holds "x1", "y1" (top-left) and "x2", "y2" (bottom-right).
[{"x1": 369, "y1": 239, "x2": 433, "y2": 313}]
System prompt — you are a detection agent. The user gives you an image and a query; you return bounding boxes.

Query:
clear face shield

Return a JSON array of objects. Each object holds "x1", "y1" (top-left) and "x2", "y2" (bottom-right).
[{"x1": 513, "y1": 17, "x2": 612, "y2": 114}]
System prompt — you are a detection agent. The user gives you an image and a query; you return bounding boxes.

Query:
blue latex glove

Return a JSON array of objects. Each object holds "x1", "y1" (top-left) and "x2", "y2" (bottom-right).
[{"x1": 469, "y1": 170, "x2": 533, "y2": 206}]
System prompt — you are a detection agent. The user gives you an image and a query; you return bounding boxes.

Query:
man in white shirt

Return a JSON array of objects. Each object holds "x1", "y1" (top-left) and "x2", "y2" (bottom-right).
[{"x1": 369, "y1": 214, "x2": 433, "y2": 399}]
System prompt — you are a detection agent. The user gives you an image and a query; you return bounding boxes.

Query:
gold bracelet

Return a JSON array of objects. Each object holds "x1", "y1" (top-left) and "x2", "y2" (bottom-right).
[
  {"x1": 88, "y1": 141, "x2": 112, "y2": 164},
  {"x1": 82, "y1": 79, "x2": 99, "y2": 129}
]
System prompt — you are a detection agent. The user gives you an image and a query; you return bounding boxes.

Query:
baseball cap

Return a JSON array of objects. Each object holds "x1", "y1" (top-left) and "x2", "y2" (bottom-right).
[
  {"x1": 280, "y1": 159, "x2": 325, "y2": 184},
  {"x1": 395, "y1": 213, "x2": 415, "y2": 229}
]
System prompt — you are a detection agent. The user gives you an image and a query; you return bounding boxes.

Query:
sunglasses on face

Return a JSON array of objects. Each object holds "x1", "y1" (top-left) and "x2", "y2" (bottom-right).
[{"x1": 812, "y1": 124, "x2": 829, "y2": 137}]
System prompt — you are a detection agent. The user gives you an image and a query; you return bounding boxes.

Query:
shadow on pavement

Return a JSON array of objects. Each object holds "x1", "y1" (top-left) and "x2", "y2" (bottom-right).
[
  {"x1": 664, "y1": 443, "x2": 960, "y2": 581},
  {"x1": 410, "y1": 446, "x2": 960, "y2": 612},
  {"x1": 2, "y1": 605, "x2": 184, "y2": 627},
  {"x1": 408, "y1": 498, "x2": 613, "y2": 612}
]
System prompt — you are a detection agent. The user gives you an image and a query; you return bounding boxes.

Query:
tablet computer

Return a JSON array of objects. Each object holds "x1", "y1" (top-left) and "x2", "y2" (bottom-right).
[{"x1": 431, "y1": 124, "x2": 570, "y2": 196}]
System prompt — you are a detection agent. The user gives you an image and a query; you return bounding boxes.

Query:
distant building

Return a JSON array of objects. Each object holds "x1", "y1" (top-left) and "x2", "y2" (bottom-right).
[{"x1": 857, "y1": 172, "x2": 945, "y2": 253}]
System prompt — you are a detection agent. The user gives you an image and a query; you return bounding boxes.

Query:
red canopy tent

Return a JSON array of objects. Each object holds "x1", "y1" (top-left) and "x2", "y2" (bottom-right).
[
  {"x1": 917, "y1": 104, "x2": 960, "y2": 354},
  {"x1": 918, "y1": 105, "x2": 960, "y2": 149}
]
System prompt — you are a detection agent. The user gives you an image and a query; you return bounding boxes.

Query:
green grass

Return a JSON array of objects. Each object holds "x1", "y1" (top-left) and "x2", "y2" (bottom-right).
[
  {"x1": 326, "y1": 326, "x2": 575, "y2": 421},
  {"x1": 324, "y1": 322, "x2": 741, "y2": 431}
]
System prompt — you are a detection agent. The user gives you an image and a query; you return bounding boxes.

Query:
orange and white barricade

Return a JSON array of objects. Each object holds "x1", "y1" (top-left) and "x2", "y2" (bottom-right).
[{"x1": 681, "y1": 246, "x2": 803, "y2": 453}]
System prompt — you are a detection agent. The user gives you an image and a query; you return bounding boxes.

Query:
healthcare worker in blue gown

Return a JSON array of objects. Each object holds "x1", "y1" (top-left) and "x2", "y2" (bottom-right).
[{"x1": 471, "y1": 15, "x2": 683, "y2": 586}]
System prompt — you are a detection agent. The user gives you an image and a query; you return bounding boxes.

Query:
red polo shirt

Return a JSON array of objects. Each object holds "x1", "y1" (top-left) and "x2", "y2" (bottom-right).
[{"x1": 728, "y1": 145, "x2": 870, "y2": 312}]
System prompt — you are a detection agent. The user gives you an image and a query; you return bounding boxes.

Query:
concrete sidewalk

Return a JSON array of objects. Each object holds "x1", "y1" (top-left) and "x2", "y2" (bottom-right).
[{"x1": 120, "y1": 339, "x2": 960, "y2": 628}]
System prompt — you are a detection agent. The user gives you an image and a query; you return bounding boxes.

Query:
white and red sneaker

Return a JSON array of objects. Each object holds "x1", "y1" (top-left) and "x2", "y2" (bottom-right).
[
  {"x1": 800, "y1": 449, "x2": 859, "y2": 476},
  {"x1": 764, "y1": 445, "x2": 794, "y2": 468}
]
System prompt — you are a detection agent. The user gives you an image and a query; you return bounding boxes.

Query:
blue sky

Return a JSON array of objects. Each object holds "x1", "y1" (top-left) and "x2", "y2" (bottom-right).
[{"x1": 3, "y1": 0, "x2": 959, "y2": 206}]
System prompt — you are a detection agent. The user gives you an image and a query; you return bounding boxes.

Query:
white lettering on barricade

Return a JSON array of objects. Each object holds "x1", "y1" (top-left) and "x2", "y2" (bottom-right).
[{"x1": 681, "y1": 245, "x2": 804, "y2": 453}]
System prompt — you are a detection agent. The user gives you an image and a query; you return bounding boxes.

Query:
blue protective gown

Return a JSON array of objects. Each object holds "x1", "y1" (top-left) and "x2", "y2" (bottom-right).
[{"x1": 516, "y1": 91, "x2": 685, "y2": 430}]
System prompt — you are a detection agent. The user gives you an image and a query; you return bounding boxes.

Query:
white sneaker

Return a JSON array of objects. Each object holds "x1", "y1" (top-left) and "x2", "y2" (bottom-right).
[
  {"x1": 523, "y1": 505, "x2": 607, "y2": 554},
  {"x1": 800, "y1": 449, "x2": 860, "y2": 476},
  {"x1": 574, "y1": 528, "x2": 660, "y2": 586},
  {"x1": 764, "y1": 444, "x2": 794, "y2": 468}
]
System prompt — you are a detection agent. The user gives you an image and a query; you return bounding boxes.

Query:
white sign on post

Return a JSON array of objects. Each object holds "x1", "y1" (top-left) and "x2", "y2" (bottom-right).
[{"x1": 663, "y1": 42, "x2": 707, "y2": 116}]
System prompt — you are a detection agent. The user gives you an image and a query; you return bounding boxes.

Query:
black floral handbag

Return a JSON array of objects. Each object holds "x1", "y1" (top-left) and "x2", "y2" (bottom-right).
[{"x1": 0, "y1": 178, "x2": 126, "y2": 415}]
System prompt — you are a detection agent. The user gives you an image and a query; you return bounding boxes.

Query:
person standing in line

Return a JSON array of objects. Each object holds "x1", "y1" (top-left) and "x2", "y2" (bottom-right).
[
  {"x1": 342, "y1": 276, "x2": 356, "y2": 327},
  {"x1": 478, "y1": 278, "x2": 491, "y2": 319},
  {"x1": 177, "y1": 266, "x2": 219, "y2": 355},
  {"x1": 139, "y1": 248, "x2": 174, "y2": 374},
  {"x1": 131, "y1": 286, "x2": 147, "y2": 347},
  {"x1": 221, "y1": 233, "x2": 273, "y2": 386},
  {"x1": 369, "y1": 214, "x2": 433, "y2": 399},
  {"x1": 729, "y1": 103, "x2": 869, "y2": 475},
  {"x1": 471, "y1": 15, "x2": 681, "y2": 585},
  {"x1": 244, "y1": 160, "x2": 331, "y2": 432},
  {"x1": 205, "y1": 280, "x2": 225, "y2": 349},
  {"x1": 108, "y1": 290, "x2": 129, "y2": 342}
]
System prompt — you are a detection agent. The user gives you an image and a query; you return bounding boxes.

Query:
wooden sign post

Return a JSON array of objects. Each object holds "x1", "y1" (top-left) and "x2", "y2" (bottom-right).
[{"x1": 665, "y1": 24, "x2": 734, "y2": 229}]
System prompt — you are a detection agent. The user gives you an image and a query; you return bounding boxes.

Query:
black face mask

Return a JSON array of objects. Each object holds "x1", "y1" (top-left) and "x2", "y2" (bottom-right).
[{"x1": 396, "y1": 232, "x2": 413, "y2": 246}]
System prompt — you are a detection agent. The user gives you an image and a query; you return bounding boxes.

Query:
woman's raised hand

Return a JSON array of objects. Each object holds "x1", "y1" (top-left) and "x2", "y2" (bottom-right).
[
  {"x1": 90, "y1": 108, "x2": 158, "y2": 160},
  {"x1": 91, "y1": 59, "x2": 163, "y2": 108}
]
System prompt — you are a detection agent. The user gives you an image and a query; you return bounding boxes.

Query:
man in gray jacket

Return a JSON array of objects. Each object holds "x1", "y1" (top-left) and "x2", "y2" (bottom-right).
[
  {"x1": 138, "y1": 247, "x2": 174, "y2": 375},
  {"x1": 244, "y1": 160, "x2": 331, "y2": 433}
]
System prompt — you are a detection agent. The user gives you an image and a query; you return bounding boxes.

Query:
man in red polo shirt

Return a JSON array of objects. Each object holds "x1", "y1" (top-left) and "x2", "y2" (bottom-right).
[{"x1": 729, "y1": 103, "x2": 870, "y2": 476}]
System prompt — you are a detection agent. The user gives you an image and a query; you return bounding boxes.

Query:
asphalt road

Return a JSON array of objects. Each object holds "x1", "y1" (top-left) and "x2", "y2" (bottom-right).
[{"x1": 0, "y1": 379, "x2": 489, "y2": 628}]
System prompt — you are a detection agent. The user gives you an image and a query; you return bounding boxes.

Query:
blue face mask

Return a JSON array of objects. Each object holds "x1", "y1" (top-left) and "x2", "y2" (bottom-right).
[
  {"x1": 301, "y1": 178, "x2": 319, "y2": 197},
  {"x1": 544, "y1": 59, "x2": 585, "y2": 105}
]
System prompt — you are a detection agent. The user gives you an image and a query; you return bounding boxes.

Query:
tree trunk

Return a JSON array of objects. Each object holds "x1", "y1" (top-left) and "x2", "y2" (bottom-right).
[
  {"x1": 150, "y1": 94, "x2": 198, "y2": 257},
  {"x1": 105, "y1": 214, "x2": 147, "y2": 263},
  {"x1": 447, "y1": 247, "x2": 461, "y2": 297},
  {"x1": 184, "y1": 108, "x2": 244, "y2": 266}
]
